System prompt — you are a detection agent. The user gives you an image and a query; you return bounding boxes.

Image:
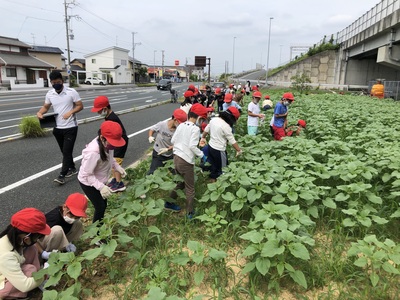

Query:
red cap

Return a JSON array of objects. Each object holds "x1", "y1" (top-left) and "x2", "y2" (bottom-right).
[
  {"x1": 11, "y1": 208, "x2": 51, "y2": 235},
  {"x1": 91, "y1": 96, "x2": 109, "y2": 112},
  {"x1": 100, "y1": 121, "x2": 126, "y2": 147},
  {"x1": 253, "y1": 91, "x2": 262, "y2": 98},
  {"x1": 173, "y1": 108, "x2": 187, "y2": 123},
  {"x1": 283, "y1": 92, "x2": 295, "y2": 101},
  {"x1": 224, "y1": 93, "x2": 233, "y2": 103},
  {"x1": 65, "y1": 193, "x2": 88, "y2": 218},
  {"x1": 215, "y1": 88, "x2": 221, "y2": 95},
  {"x1": 241, "y1": 89, "x2": 245, "y2": 93},
  {"x1": 229, "y1": 83, "x2": 234, "y2": 88},
  {"x1": 227, "y1": 106, "x2": 240, "y2": 120},
  {"x1": 298, "y1": 119, "x2": 306, "y2": 128},
  {"x1": 194, "y1": 88, "x2": 199, "y2": 96},
  {"x1": 190, "y1": 103, "x2": 208, "y2": 119},
  {"x1": 201, "y1": 122, "x2": 208, "y2": 132},
  {"x1": 188, "y1": 84, "x2": 196, "y2": 92},
  {"x1": 206, "y1": 107, "x2": 214, "y2": 112},
  {"x1": 184, "y1": 90, "x2": 194, "y2": 98},
  {"x1": 264, "y1": 95, "x2": 270, "y2": 99},
  {"x1": 252, "y1": 85, "x2": 258, "y2": 91}
]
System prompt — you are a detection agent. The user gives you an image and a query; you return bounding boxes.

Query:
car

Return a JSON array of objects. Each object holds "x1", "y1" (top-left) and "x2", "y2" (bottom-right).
[
  {"x1": 157, "y1": 79, "x2": 172, "y2": 90},
  {"x1": 85, "y1": 77, "x2": 106, "y2": 85},
  {"x1": 212, "y1": 82, "x2": 226, "y2": 91}
]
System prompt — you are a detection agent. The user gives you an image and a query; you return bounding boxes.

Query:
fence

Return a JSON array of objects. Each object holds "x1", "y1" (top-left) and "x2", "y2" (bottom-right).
[{"x1": 368, "y1": 80, "x2": 400, "y2": 100}]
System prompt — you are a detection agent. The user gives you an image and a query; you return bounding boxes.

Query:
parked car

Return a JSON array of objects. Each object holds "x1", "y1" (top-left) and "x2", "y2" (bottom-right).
[
  {"x1": 157, "y1": 79, "x2": 172, "y2": 90},
  {"x1": 212, "y1": 82, "x2": 226, "y2": 91},
  {"x1": 85, "y1": 77, "x2": 106, "y2": 85}
]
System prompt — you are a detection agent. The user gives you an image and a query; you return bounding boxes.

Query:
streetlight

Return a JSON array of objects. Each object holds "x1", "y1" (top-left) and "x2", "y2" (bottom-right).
[
  {"x1": 232, "y1": 36, "x2": 236, "y2": 75},
  {"x1": 153, "y1": 50, "x2": 157, "y2": 82},
  {"x1": 265, "y1": 17, "x2": 273, "y2": 87}
]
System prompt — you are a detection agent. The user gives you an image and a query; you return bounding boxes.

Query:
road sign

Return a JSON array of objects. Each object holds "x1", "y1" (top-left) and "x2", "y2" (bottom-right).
[{"x1": 195, "y1": 56, "x2": 207, "y2": 67}]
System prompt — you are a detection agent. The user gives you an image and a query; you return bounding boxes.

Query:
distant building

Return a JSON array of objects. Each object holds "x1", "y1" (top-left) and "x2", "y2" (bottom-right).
[
  {"x1": 84, "y1": 47, "x2": 132, "y2": 84},
  {"x1": 0, "y1": 36, "x2": 53, "y2": 90}
]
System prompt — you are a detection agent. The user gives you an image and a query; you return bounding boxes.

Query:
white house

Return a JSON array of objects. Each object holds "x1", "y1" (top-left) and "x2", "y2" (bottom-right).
[{"x1": 84, "y1": 47, "x2": 132, "y2": 84}]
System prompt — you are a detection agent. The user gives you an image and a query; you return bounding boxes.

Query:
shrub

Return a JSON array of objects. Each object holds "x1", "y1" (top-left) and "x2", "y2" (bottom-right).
[{"x1": 19, "y1": 116, "x2": 45, "y2": 137}]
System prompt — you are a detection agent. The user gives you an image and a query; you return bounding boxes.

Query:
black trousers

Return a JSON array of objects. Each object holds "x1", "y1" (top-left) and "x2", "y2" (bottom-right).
[
  {"x1": 53, "y1": 126, "x2": 78, "y2": 176},
  {"x1": 147, "y1": 149, "x2": 173, "y2": 175},
  {"x1": 79, "y1": 182, "x2": 107, "y2": 224}
]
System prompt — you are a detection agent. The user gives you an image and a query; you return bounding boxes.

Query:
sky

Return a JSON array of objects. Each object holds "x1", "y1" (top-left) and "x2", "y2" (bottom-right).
[{"x1": 1, "y1": 0, "x2": 381, "y2": 75}]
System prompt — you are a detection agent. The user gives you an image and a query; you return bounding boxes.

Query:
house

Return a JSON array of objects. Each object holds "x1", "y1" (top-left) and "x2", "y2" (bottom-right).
[
  {"x1": 70, "y1": 58, "x2": 86, "y2": 82},
  {"x1": 29, "y1": 46, "x2": 65, "y2": 70},
  {"x1": 84, "y1": 47, "x2": 132, "y2": 84},
  {"x1": 0, "y1": 36, "x2": 53, "y2": 90}
]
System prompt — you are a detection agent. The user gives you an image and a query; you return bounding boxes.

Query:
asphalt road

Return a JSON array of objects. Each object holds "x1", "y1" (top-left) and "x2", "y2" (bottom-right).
[{"x1": 0, "y1": 83, "x2": 191, "y2": 229}]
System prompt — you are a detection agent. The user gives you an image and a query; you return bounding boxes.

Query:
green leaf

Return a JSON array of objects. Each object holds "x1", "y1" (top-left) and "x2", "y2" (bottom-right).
[
  {"x1": 102, "y1": 239, "x2": 118, "y2": 258},
  {"x1": 231, "y1": 199, "x2": 244, "y2": 212},
  {"x1": 271, "y1": 194, "x2": 285, "y2": 203},
  {"x1": 261, "y1": 240, "x2": 284, "y2": 257},
  {"x1": 236, "y1": 187, "x2": 247, "y2": 198},
  {"x1": 343, "y1": 218, "x2": 356, "y2": 227},
  {"x1": 382, "y1": 173, "x2": 392, "y2": 182},
  {"x1": 242, "y1": 262, "x2": 256, "y2": 274},
  {"x1": 277, "y1": 262, "x2": 284, "y2": 276},
  {"x1": 171, "y1": 253, "x2": 190, "y2": 265},
  {"x1": 307, "y1": 206, "x2": 319, "y2": 218},
  {"x1": 242, "y1": 245, "x2": 259, "y2": 257},
  {"x1": 372, "y1": 216, "x2": 389, "y2": 225},
  {"x1": 239, "y1": 230, "x2": 263, "y2": 244},
  {"x1": 194, "y1": 270, "x2": 205, "y2": 286},
  {"x1": 287, "y1": 191, "x2": 298, "y2": 202},
  {"x1": 289, "y1": 243, "x2": 310, "y2": 260},
  {"x1": 354, "y1": 256, "x2": 368, "y2": 267},
  {"x1": 366, "y1": 193, "x2": 382, "y2": 204},
  {"x1": 322, "y1": 198, "x2": 337, "y2": 209},
  {"x1": 247, "y1": 189, "x2": 262, "y2": 202},
  {"x1": 285, "y1": 263, "x2": 295, "y2": 272},
  {"x1": 382, "y1": 262, "x2": 400, "y2": 274},
  {"x1": 390, "y1": 209, "x2": 400, "y2": 218},
  {"x1": 144, "y1": 287, "x2": 166, "y2": 300},
  {"x1": 335, "y1": 192, "x2": 349, "y2": 202},
  {"x1": 67, "y1": 261, "x2": 82, "y2": 280},
  {"x1": 82, "y1": 247, "x2": 102, "y2": 260},
  {"x1": 299, "y1": 191, "x2": 314, "y2": 201},
  {"x1": 255, "y1": 257, "x2": 271, "y2": 276},
  {"x1": 222, "y1": 192, "x2": 234, "y2": 201},
  {"x1": 44, "y1": 271, "x2": 62, "y2": 288},
  {"x1": 117, "y1": 231, "x2": 134, "y2": 244},
  {"x1": 208, "y1": 248, "x2": 227, "y2": 260},
  {"x1": 43, "y1": 290, "x2": 59, "y2": 300},
  {"x1": 370, "y1": 273, "x2": 379, "y2": 287},
  {"x1": 148, "y1": 225, "x2": 161, "y2": 234},
  {"x1": 289, "y1": 270, "x2": 307, "y2": 289}
]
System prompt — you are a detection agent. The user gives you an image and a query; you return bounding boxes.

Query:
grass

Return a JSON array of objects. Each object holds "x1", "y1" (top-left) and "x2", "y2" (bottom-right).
[{"x1": 19, "y1": 115, "x2": 46, "y2": 137}]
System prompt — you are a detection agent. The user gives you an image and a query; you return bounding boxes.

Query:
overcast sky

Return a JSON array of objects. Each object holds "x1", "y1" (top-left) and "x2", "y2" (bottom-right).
[{"x1": 1, "y1": 0, "x2": 381, "y2": 75}]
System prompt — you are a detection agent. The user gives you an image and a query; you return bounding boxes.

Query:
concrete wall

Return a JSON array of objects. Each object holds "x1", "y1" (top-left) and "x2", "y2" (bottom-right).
[{"x1": 269, "y1": 50, "x2": 338, "y2": 86}]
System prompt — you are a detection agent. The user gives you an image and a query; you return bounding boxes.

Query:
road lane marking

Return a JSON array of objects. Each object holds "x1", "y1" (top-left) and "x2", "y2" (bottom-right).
[{"x1": 0, "y1": 121, "x2": 169, "y2": 195}]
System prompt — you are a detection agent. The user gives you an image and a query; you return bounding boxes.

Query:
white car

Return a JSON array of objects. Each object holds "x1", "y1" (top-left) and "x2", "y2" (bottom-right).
[{"x1": 85, "y1": 77, "x2": 106, "y2": 85}]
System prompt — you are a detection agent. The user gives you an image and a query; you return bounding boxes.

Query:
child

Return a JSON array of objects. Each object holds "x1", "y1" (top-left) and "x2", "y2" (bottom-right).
[
  {"x1": 286, "y1": 119, "x2": 306, "y2": 137},
  {"x1": 78, "y1": 121, "x2": 126, "y2": 224},
  {"x1": 247, "y1": 91, "x2": 265, "y2": 135},
  {"x1": 167, "y1": 103, "x2": 208, "y2": 219},
  {"x1": 91, "y1": 96, "x2": 129, "y2": 192},
  {"x1": 262, "y1": 95, "x2": 273, "y2": 110}
]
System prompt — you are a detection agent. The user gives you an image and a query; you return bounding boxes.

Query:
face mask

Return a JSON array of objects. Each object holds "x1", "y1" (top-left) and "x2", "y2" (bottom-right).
[
  {"x1": 195, "y1": 118, "x2": 205, "y2": 127},
  {"x1": 64, "y1": 215, "x2": 76, "y2": 224},
  {"x1": 106, "y1": 143, "x2": 116, "y2": 150},
  {"x1": 283, "y1": 101, "x2": 290, "y2": 106},
  {"x1": 52, "y1": 83, "x2": 63, "y2": 91},
  {"x1": 100, "y1": 109, "x2": 108, "y2": 117}
]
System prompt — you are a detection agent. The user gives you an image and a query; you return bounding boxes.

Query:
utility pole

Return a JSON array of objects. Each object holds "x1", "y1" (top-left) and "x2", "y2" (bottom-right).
[
  {"x1": 265, "y1": 17, "x2": 273, "y2": 87},
  {"x1": 207, "y1": 57, "x2": 211, "y2": 85},
  {"x1": 161, "y1": 50, "x2": 165, "y2": 78},
  {"x1": 64, "y1": 0, "x2": 71, "y2": 70},
  {"x1": 232, "y1": 37, "x2": 236, "y2": 75},
  {"x1": 132, "y1": 32, "x2": 141, "y2": 84}
]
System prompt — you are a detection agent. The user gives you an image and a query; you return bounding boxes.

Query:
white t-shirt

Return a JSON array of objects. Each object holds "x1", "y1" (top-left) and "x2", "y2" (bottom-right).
[
  {"x1": 150, "y1": 119, "x2": 175, "y2": 157},
  {"x1": 247, "y1": 101, "x2": 260, "y2": 127},
  {"x1": 204, "y1": 117, "x2": 236, "y2": 151},
  {"x1": 45, "y1": 86, "x2": 81, "y2": 129},
  {"x1": 171, "y1": 121, "x2": 203, "y2": 164}
]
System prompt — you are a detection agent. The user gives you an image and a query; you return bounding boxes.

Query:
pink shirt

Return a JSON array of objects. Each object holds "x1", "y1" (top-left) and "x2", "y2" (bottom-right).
[{"x1": 78, "y1": 138, "x2": 119, "y2": 190}]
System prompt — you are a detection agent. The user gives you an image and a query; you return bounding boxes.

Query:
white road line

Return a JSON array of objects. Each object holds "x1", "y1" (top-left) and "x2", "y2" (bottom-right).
[{"x1": 0, "y1": 121, "x2": 167, "y2": 195}]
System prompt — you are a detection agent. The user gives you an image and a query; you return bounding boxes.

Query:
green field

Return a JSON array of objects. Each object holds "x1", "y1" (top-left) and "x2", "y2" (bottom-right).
[{"x1": 35, "y1": 92, "x2": 400, "y2": 300}]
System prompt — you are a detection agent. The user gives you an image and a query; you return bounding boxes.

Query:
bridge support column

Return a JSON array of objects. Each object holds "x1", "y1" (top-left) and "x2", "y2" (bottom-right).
[{"x1": 377, "y1": 45, "x2": 400, "y2": 69}]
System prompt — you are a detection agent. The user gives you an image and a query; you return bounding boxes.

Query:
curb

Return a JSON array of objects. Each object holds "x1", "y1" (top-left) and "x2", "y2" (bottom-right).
[{"x1": 0, "y1": 99, "x2": 172, "y2": 143}]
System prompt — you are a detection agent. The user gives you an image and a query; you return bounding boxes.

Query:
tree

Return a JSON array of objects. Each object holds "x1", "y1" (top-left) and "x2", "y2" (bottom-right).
[{"x1": 291, "y1": 73, "x2": 311, "y2": 94}]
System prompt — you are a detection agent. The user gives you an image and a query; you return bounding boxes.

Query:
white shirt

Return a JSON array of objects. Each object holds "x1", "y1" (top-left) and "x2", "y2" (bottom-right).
[
  {"x1": 204, "y1": 117, "x2": 236, "y2": 151},
  {"x1": 247, "y1": 101, "x2": 260, "y2": 127},
  {"x1": 171, "y1": 121, "x2": 203, "y2": 164},
  {"x1": 45, "y1": 86, "x2": 81, "y2": 129}
]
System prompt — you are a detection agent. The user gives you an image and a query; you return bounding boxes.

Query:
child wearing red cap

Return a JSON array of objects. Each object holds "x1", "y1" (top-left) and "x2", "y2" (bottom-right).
[
  {"x1": 272, "y1": 92, "x2": 295, "y2": 140},
  {"x1": 91, "y1": 96, "x2": 129, "y2": 192},
  {"x1": 78, "y1": 121, "x2": 127, "y2": 225},
  {"x1": 0, "y1": 208, "x2": 51, "y2": 299},
  {"x1": 286, "y1": 119, "x2": 307, "y2": 137},
  {"x1": 201, "y1": 107, "x2": 242, "y2": 181},
  {"x1": 167, "y1": 104, "x2": 208, "y2": 219},
  {"x1": 147, "y1": 109, "x2": 187, "y2": 175},
  {"x1": 247, "y1": 91, "x2": 265, "y2": 135},
  {"x1": 36, "y1": 193, "x2": 88, "y2": 260}
]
